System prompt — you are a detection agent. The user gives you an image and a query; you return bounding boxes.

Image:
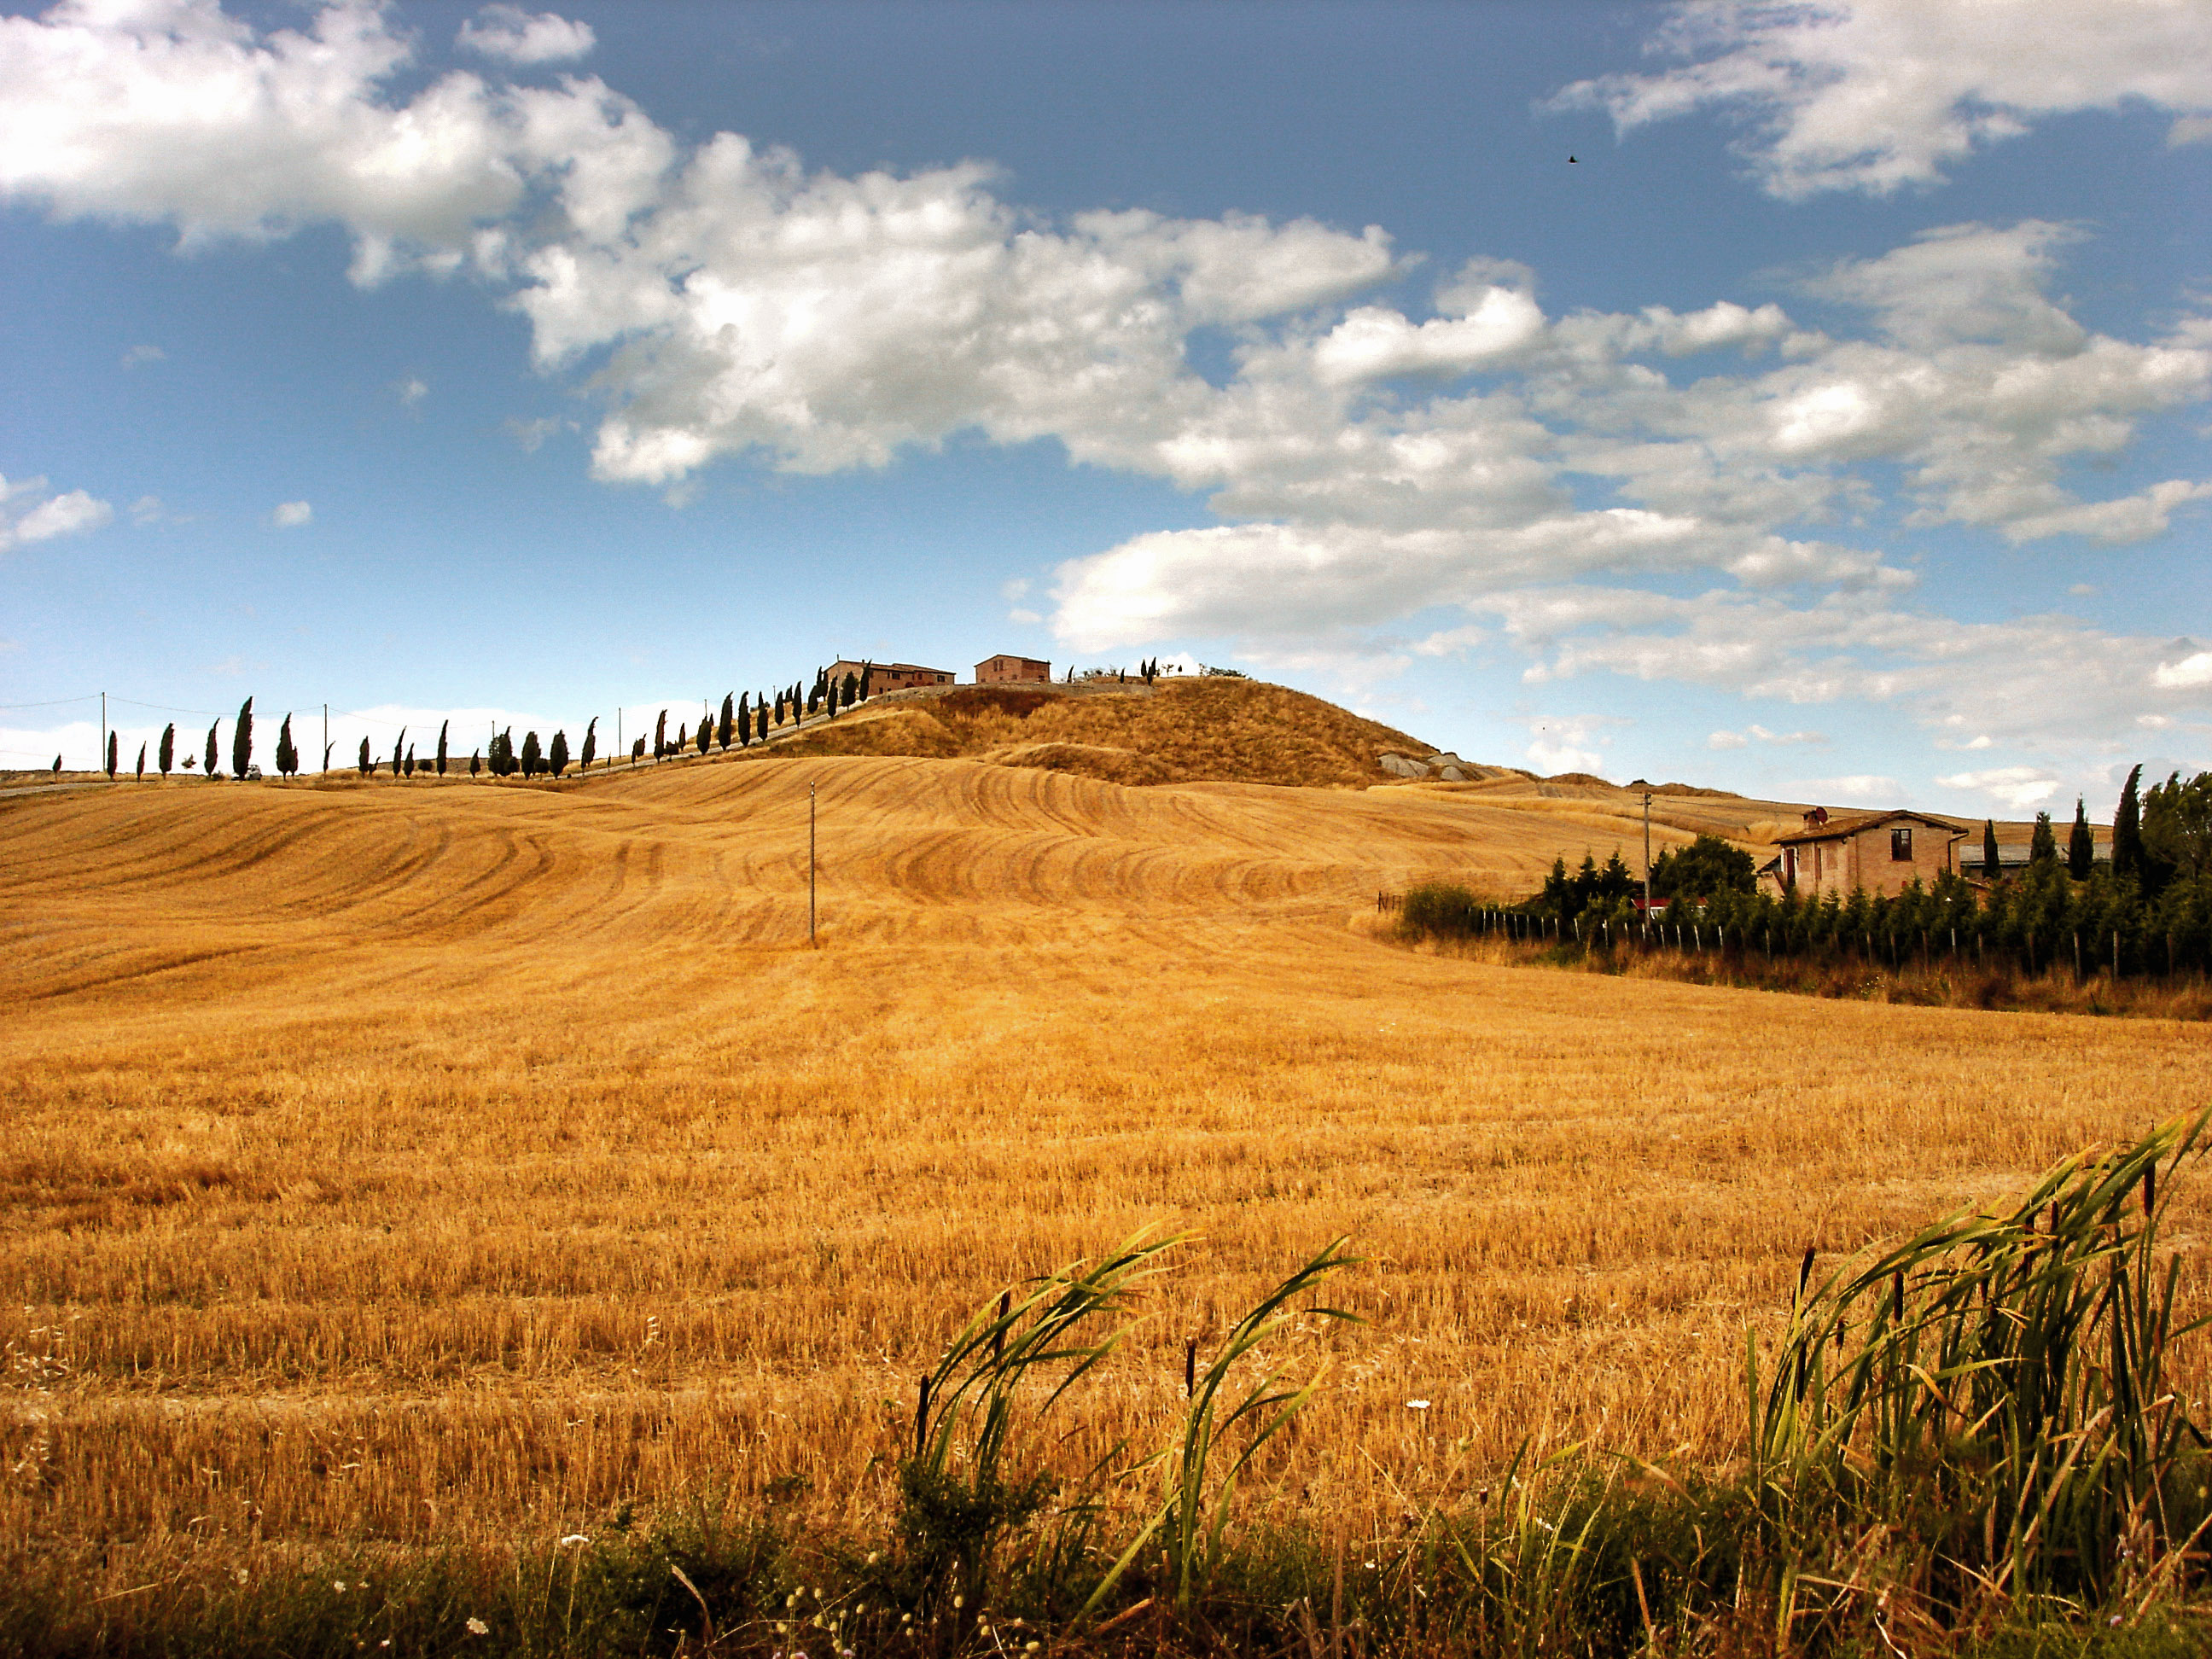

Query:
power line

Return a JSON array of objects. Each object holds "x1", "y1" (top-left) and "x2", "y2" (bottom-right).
[{"x1": 0, "y1": 696, "x2": 98, "y2": 710}]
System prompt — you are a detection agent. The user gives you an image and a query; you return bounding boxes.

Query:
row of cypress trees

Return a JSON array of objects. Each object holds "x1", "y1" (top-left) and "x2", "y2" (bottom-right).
[{"x1": 88, "y1": 658, "x2": 908, "y2": 785}]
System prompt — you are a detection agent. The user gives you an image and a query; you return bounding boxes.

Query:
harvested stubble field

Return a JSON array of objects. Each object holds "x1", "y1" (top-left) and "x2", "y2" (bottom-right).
[{"x1": 3, "y1": 725, "x2": 2209, "y2": 1610}]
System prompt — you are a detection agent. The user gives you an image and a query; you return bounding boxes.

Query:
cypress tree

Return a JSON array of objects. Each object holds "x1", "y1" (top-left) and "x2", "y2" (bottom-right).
[
  {"x1": 391, "y1": 729, "x2": 406, "y2": 777},
  {"x1": 859, "y1": 661, "x2": 873, "y2": 701},
  {"x1": 1982, "y1": 818, "x2": 2000, "y2": 880},
  {"x1": 521, "y1": 731, "x2": 542, "y2": 777},
  {"x1": 581, "y1": 718, "x2": 597, "y2": 771},
  {"x1": 550, "y1": 729, "x2": 570, "y2": 777},
  {"x1": 719, "y1": 694, "x2": 735, "y2": 751},
  {"x1": 231, "y1": 697, "x2": 254, "y2": 777},
  {"x1": 772, "y1": 689, "x2": 785, "y2": 728},
  {"x1": 2067, "y1": 798, "x2": 2093, "y2": 879},
  {"x1": 696, "y1": 714, "x2": 710, "y2": 756},
  {"x1": 436, "y1": 720, "x2": 450, "y2": 777},
  {"x1": 51, "y1": 756, "x2": 60, "y2": 776},
  {"x1": 105, "y1": 731, "x2": 117, "y2": 779},
  {"x1": 2113, "y1": 764, "x2": 2145, "y2": 880},
  {"x1": 408, "y1": 744, "x2": 419, "y2": 777},
  {"x1": 159, "y1": 723, "x2": 175, "y2": 776},
  {"x1": 654, "y1": 709, "x2": 667, "y2": 760},
  {"x1": 358, "y1": 736, "x2": 372, "y2": 777},
  {"x1": 734, "y1": 693, "x2": 748, "y2": 748},
  {"x1": 470, "y1": 750, "x2": 481, "y2": 777},
  {"x1": 756, "y1": 696, "x2": 767, "y2": 743},
  {"x1": 841, "y1": 671, "x2": 859, "y2": 707},
  {"x1": 2029, "y1": 810, "x2": 2058, "y2": 866},
  {"x1": 276, "y1": 714, "x2": 297, "y2": 777},
  {"x1": 135, "y1": 742, "x2": 147, "y2": 781},
  {"x1": 631, "y1": 736, "x2": 645, "y2": 765}
]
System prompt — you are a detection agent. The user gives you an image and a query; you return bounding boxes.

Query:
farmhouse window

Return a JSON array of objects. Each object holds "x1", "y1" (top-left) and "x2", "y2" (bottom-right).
[{"x1": 1891, "y1": 827, "x2": 1912, "y2": 861}]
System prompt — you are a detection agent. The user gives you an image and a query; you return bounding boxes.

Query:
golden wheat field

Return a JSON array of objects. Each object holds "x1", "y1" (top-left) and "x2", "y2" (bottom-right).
[{"x1": 3, "y1": 706, "x2": 2209, "y2": 1581}]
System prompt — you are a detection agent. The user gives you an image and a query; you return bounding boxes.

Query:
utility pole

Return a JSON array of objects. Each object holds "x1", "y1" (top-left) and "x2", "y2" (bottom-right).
[
  {"x1": 1642, "y1": 789, "x2": 1654, "y2": 916},
  {"x1": 809, "y1": 782, "x2": 818, "y2": 944}
]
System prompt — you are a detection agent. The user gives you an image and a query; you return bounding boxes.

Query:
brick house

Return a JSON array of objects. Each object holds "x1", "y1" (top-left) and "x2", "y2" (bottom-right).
[
  {"x1": 975, "y1": 655, "x2": 1051, "y2": 684},
  {"x1": 1773, "y1": 808, "x2": 1970, "y2": 899},
  {"x1": 825, "y1": 660, "x2": 956, "y2": 696}
]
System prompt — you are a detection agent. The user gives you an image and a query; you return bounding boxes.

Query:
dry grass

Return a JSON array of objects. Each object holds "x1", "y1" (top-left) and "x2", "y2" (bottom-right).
[{"x1": 2, "y1": 754, "x2": 2208, "y2": 1600}]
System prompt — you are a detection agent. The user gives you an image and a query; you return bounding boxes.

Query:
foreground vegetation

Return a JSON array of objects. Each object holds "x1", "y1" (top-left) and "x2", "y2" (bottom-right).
[{"x1": 9, "y1": 1120, "x2": 2210, "y2": 1656}]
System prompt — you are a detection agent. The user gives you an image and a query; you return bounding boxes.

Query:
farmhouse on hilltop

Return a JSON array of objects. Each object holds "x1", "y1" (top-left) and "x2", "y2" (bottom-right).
[
  {"x1": 825, "y1": 660, "x2": 955, "y2": 695},
  {"x1": 1772, "y1": 808, "x2": 1969, "y2": 899},
  {"x1": 975, "y1": 654, "x2": 1051, "y2": 684}
]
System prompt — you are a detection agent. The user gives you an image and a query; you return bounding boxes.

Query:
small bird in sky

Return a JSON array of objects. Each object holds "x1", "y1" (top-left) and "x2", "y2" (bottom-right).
[{"x1": 1568, "y1": 154, "x2": 1578, "y2": 163}]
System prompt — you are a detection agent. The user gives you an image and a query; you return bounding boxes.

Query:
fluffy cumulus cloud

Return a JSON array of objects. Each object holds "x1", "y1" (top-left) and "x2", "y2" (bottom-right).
[
  {"x1": 0, "y1": 474, "x2": 114, "y2": 551},
  {"x1": 2, "y1": 0, "x2": 2207, "y2": 793},
  {"x1": 457, "y1": 4, "x2": 595, "y2": 66},
  {"x1": 268, "y1": 500, "x2": 312, "y2": 528},
  {"x1": 1550, "y1": 0, "x2": 2212, "y2": 198}
]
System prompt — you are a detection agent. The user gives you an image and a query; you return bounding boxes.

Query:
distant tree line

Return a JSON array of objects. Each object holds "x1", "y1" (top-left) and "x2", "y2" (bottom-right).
[
  {"x1": 91, "y1": 655, "x2": 963, "y2": 787},
  {"x1": 1502, "y1": 766, "x2": 2212, "y2": 978}
]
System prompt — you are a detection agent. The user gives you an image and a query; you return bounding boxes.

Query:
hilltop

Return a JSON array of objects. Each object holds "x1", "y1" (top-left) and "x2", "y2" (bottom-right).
[{"x1": 746, "y1": 675, "x2": 1434, "y2": 789}]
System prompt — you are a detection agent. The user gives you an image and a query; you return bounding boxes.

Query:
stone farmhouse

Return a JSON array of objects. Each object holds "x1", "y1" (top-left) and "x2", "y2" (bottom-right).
[
  {"x1": 1770, "y1": 808, "x2": 1970, "y2": 899},
  {"x1": 825, "y1": 660, "x2": 956, "y2": 695},
  {"x1": 975, "y1": 655, "x2": 1051, "y2": 684}
]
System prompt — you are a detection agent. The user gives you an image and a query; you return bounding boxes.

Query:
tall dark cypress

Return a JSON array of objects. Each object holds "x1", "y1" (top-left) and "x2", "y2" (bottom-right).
[
  {"x1": 1982, "y1": 818, "x2": 2000, "y2": 880},
  {"x1": 135, "y1": 742, "x2": 147, "y2": 781},
  {"x1": 358, "y1": 736, "x2": 373, "y2": 777},
  {"x1": 2067, "y1": 798, "x2": 2093, "y2": 879},
  {"x1": 106, "y1": 731, "x2": 117, "y2": 779},
  {"x1": 654, "y1": 709, "x2": 667, "y2": 760},
  {"x1": 755, "y1": 696, "x2": 767, "y2": 743},
  {"x1": 737, "y1": 693, "x2": 750, "y2": 748},
  {"x1": 231, "y1": 696, "x2": 254, "y2": 777},
  {"x1": 205, "y1": 722, "x2": 219, "y2": 777},
  {"x1": 841, "y1": 671, "x2": 859, "y2": 707},
  {"x1": 695, "y1": 715, "x2": 710, "y2": 756},
  {"x1": 581, "y1": 718, "x2": 597, "y2": 771},
  {"x1": 276, "y1": 714, "x2": 297, "y2": 777},
  {"x1": 392, "y1": 730, "x2": 406, "y2": 777},
  {"x1": 2113, "y1": 764, "x2": 2145, "y2": 880},
  {"x1": 436, "y1": 720, "x2": 450, "y2": 777},
  {"x1": 158, "y1": 723, "x2": 175, "y2": 777},
  {"x1": 719, "y1": 694, "x2": 735, "y2": 751},
  {"x1": 550, "y1": 729, "x2": 570, "y2": 777},
  {"x1": 2029, "y1": 810, "x2": 2058, "y2": 866},
  {"x1": 521, "y1": 731, "x2": 542, "y2": 777}
]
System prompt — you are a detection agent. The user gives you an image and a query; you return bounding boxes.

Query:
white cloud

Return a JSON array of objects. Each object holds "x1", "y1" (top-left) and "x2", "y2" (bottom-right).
[
  {"x1": 269, "y1": 500, "x2": 313, "y2": 528},
  {"x1": 1711, "y1": 723, "x2": 1825, "y2": 748},
  {"x1": 1527, "y1": 714, "x2": 1616, "y2": 776},
  {"x1": 120, "y1": 343, "x2": 165, "y2": 368},
  {"x1": 2154, "y1": 650, "x2": 2212, "y2": 689},
  {"x1": 395, "y1": 375, "x2": 428, "y2": 408},
  {"x1": 1006, "y1": 608, "x2": 1043, "y2": 626},
  {"x1": 1549, "y1": 0, "x2": 2212, "y2": 199},
  {"x1": 1934, "y1": 765, "x2": 2061, "y2": 811},
  {"x1": 1791, "y1": 774, "x2": 1906, "y2": 806},
  {"x1": 0, "y1": 475, "x2": 114, "y2": 550},
  {"x1": 457, "y1": 5, "x2": 596, "y2": 66}
]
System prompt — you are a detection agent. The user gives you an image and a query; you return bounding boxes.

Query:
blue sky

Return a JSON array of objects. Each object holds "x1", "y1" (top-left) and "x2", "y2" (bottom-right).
[{"x1": 3, "y1": 0, "x2": 2208, "y2": 813}]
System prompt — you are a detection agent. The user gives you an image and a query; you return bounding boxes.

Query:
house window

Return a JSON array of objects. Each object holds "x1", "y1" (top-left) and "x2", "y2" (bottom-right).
[{"x1": 1891, "y1": 826, "x2": 1912, "y2": 861}]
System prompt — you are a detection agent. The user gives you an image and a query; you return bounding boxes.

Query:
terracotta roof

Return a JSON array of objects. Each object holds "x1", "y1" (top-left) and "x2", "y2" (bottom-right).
[{"x1": 1773, "y1": 808, "x2": 1970, "y2": 846}]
